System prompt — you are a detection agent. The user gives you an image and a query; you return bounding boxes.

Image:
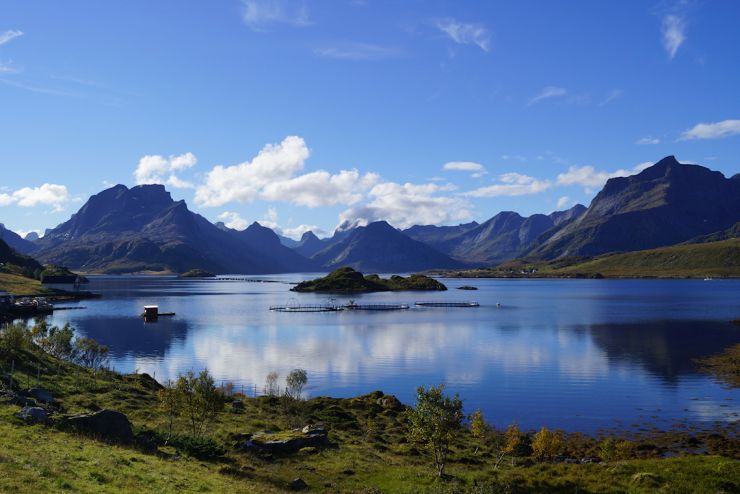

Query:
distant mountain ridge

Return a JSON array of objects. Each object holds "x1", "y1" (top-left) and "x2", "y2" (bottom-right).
[
  {"x1": 32, "y1": 184, "x2": 314, "y2": 274},
  {"x1": 0, "y1": 224, "x2": 36, "y2": 255},
  {"x1": 530, "y1": 156, "x2": 740, "y2": 258},
  {"x1": 17, "y1": 156, "x2": 740, "y2": 274},
  {"x1": 311, "y1": 221, "x2": 463, "y2": 272}
]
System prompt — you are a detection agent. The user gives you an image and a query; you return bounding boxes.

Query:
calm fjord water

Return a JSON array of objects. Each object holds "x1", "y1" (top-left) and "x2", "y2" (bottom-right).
[{"x1": 47, "y1": 275, "x2": 740, "y2": 433}]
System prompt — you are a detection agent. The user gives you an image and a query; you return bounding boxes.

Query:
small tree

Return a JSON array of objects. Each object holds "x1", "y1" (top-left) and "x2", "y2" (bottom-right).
[
  {"x1": 46, "y1": 324, "x2": 74, "y2": 360},
  {"x1": 407, "y1": 384, "x2": 464, "y2": 477},
  {"x1": 74, "y1": 337, "x2": 109, "y2": 370},
  {"x1": 285, "y1": 368, "x2": 307, "y2": 400},
  {"x1": 0, "y1": 323, "x2": 30, "y2": 352},
  {"x1": 264, "y1": 371, "x2": 279, "y2": 397},
  {"x1": 470, "y1": 409, "x2": 488, "y2": 454},
  {"x1": 176, "y1": 369, "x2": 224, "y2": 438},
  {"x1": 499, "y1": 423, "x2": 526, "y2": 467},
  {"x1": 158, "y1": 379, "x2": 181, "y2": 443},
  {"x1": 531, "y1": 426, "x2": 563, "y2": 461}
]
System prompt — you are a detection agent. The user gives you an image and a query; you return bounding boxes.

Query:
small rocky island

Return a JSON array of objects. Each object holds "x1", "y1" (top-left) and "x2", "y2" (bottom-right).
[
  {"x1": 291, "y1": 267, "x2": 447, "y2": 293},
  {"x1": 179, "y1": 269, "x2": 216, "y2": 278}
]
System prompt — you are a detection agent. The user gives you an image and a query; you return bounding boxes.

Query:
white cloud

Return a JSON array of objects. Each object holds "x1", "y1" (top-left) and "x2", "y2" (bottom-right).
[
  {"x1": 556, "y1": 162, "x2": 653, "y2": 192},
  {"x1": 0, "y1": 30, "x2": 23, "y2": 46},
  {"x1": 217, "y1": 211, "x2": 249, "y2": 231},
  {"x1": 282, "y1": 224, "x2": 323, "y2": 239},
  {"x1": 465, "y1": 173, "x2": 552, "y2": 197},
  {"x1": 679, "y1": 119, "x2": 740, "y2": 140},
  {"x1": 313, "y1": 43, "x2": 401, "y2": 61},
  {"x1": 0, "y1": 183, "x2": 70, "y2": 212},
  {"x1": 443, "y1": 161, "x2": 487, "y2": 178},
  {"x1": 437, "y1": 19, "x2": 490, "y2": 52},
  {"x1": 134, "y1": 152, "x2": 197, "y2": 188},
  {"x1": 261, "y1": 169, "x2": 379, "y2": 207},
  {"x1": 338, "y1": 181, "x2": 474, "y2": 229},
  {"x1": 195, "y1": 136, "x2": 378, "y2": 208},
  {"x1": 636, "y1": 136, "x2": 660, "y2": 145},
  {"x1": 241, "y1": 0, "x2": 310, "y2": 31},
  {"x1": 195, "y1": 136, "x2": 309, "y2": 206},
  {"x1": 0, "y1": 61, "x2": 20, "y2": 74},
  {"x1": 662, "y1": 15, "x2": 685, "y2": 59},
  {"x1": 528, "y1": 86, "x2": 567, "y2": 106},
  {"x1": 443, "y1": 161, "x2": 484, "y2": 171},
  {"x1": 556, "y1": 196, "x2": 571, "y2": 209}
]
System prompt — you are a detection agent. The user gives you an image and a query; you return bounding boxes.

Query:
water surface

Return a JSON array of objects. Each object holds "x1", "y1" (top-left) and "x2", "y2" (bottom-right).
[{"x1": 47, "y1": 275, "x2": 740, "y2": 433}]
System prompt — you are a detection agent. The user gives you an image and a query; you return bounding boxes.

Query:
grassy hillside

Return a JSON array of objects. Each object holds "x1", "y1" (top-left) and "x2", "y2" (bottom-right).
[
  {"x1": 550, "y1": 238, "x2": 740, "y2": 278},
  {"x1": 1, "y1": 325, "x2": 738, "y2": 493},
  {"x1": 437, "y1": 238, "x2": 740, "y2": 279},
  {"x1": 0, "y1": 272, "x2": 51, "y2": 295}
]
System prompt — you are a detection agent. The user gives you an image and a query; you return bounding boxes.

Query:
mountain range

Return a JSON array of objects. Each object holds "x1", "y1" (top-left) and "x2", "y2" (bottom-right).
[{"x1": 5, "y1": 156, "x2": 739, "y2": 274}]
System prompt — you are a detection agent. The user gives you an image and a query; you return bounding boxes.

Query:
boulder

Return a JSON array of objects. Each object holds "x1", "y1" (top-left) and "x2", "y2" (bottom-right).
[
  {"x1": 232, "y1": 400, "x2": 244, "y2": 411},
  {"x1": 288, "y1": 478, "x2": 308, "y2": 491},
  {"x1": 15, "y1": 406, "x2": 48, "y2": 424},
  {"x1": 376, "y1": 394, "x2": 402, "y2": 410},
  {"x1": 63, "y1": 409, "x2": 134, "y2": 444},
  {"x1": 28, "y1": 388, "x2": 54, "y2": 404},
  {"x1": 241, "y1": 428, "x2": 329, "y2": 455}
]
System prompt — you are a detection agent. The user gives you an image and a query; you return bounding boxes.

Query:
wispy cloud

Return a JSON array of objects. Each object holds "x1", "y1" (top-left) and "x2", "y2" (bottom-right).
[
  {"x1": 465, "y1": 172, "x2": 552, "y2": 198},
  {"x1": 436, "y1": 18, "x2": 490, "y2": 52},
  {"x1": 0, "y1": 30, "x2": 23, "y2": 46},
  {"x1": 662, "y1": 15, "x2": 685, "y2": 59},
  {"x1": 241, "y1": 0, "x2": 311, "y2": 31},
  {"x1": 443, "y1": 161, "x2": 487, "y2": 178},
  {"x1": 636, "y1": 136, "x2": 660, "y2": 145},
  {"x1": 0, "y1": 61, "x2": 20, "y2": 74},
  {"x1": 528, "y1": 86, "x2": 567, "y2": 106},
  {"x1": 679, "y1": 119, "x2": 740, "y2": 140},
  {"x1": 313, "y1": 43, "x2": 401, "y2": 61},
  {"x1": 599, "y1": 89, "x2": 623, "y2": 106}
]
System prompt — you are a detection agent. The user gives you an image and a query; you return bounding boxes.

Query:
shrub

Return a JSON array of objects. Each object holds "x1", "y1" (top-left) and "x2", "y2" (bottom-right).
[
  {"x1": 0, "y1": 322, "x2": 30, "y2": 352},
  {"x1": 407, "y1": 384, "x2": 464, "y2": 477},
  {"x1": 531, "y1": 426, "x2": 563, "y2": 461},
  {"x1": 285, "y1": 368, "x2": 307, "y2": 399}
]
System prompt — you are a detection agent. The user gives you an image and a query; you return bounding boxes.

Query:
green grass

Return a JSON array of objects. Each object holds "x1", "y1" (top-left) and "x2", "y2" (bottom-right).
[
  {"x1": 549, "y1": 238, "x2": 740, "y2": 278},
  {"x1": 1, "y1": 343, "x2": 738, "y2": 493},
  {"x1": 0, "y1": 272, "x2": 52, "y2": 295}
]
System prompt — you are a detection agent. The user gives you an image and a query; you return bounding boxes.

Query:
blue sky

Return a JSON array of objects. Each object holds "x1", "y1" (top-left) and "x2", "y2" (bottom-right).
[{"x1": 1, "y1": 0, "x2": 739, "y2": 238}]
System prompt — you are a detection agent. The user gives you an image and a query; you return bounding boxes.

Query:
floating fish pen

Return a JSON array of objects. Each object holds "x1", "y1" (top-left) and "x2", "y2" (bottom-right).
[
  {"x1": 414, "y1": 301, "x2": 480, "y2": 308},
  {"x1": 269, "y1": 304, "x2": 343, "y2": 312},
  {"x1": 343, "y1": 303, "x2": 410, "y2": 311}
]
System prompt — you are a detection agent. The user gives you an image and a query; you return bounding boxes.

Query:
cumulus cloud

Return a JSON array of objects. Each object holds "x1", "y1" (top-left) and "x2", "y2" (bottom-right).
[
  {"x1": 437, "y1": 19, "x2": 490, "y2": 52},
  {"x1": 241, "y1": 0, "x2": 310, "y2": 31},
  {"x1": 556, "y1": 162, "x2": 653, "y2": 192},
  {"x1": 679, "y1": 119, "x2": 740, "y2": 140},
  {"x1": 556, "y1": 196, "x2": 571, "y2": 209},
  {"x1": 528, "y1": 86, "x2": 567, "y2": 106},
  {"x1": 636, "y1": 136, "x2": 660, "y2": 145},
  {"x1": 282, "y1": 224, "x2": 324, "y2": 239},
  {"x1": 465, "y1": 173, "x2": 552, "y2": 197},
  {"x1": 0, "y1": 183, "x2": 70, "y2": 211},
  {"x1": 0, "y1": 30, "x2": 23, "y2": 46},
  {"x1": 338, "y1": 181, "x2": 474, "y2": 230},
  {"x1": 195, "y1": 136, "x2": 378, "y2": 208},
  {"x1": 261, "y1": 169, "x2": 379, "y2": 207},
  {"x1": 662, "y1": 15, "x2": 685, "y2": 59},
  {"x1": 134, "y1": 152, "x2": 197, "y2": 188},
  {"x1": 217, "y1": 211, "x2": 249, "y2": 231}
]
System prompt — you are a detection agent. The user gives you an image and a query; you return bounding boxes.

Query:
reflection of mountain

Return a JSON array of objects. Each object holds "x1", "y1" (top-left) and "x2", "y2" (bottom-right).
[
  {"x1": 72, "y1": 316, "x2": 189, "y2": 358},
  {"x1": 589, "y1": 320, "x2": 740, "y2": 383}
]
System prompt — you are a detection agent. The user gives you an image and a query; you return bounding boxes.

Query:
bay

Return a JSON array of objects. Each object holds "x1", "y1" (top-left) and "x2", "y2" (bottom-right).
[{"x1": 46, "y1": 275, "x2": 740, "y2": 433}]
